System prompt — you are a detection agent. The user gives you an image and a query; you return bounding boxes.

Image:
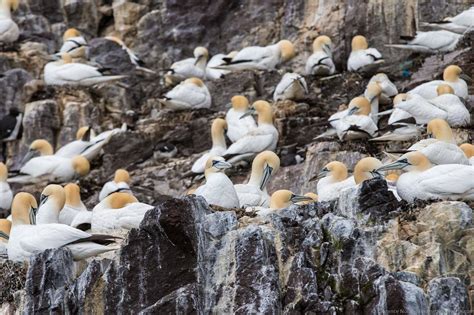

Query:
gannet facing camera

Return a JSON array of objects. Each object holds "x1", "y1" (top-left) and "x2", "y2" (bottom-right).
[
  {"x1": 99, "y1": 169, "x2": 132, "y2": 201},
  {"x1": 421, "y1": 7, "x2": 474, "y2": 34},
  {"x1": 0, "y1": 162, "x2": 13, "y2": 212},
  {"x1": 59, "y1": 183, "x2": 88, "y2": 225},
  {"x1": 0, "y1": 0, "x2": 20, "y2": 44},
  {"x1": 165, "y1": 46, "x2": 208, "y2": 85},
  {"x1": 273, "y1": 73, "x2": 308, "y2": 102},
  {"x1": 459, "y1": 143, "x2": 474, "y2": 165},
  {"x1": 44, "y1": 52, "x2": 127, "y2": 86},
  {"x1": 385, "y1": 30, "x2": 462, "y2": 54},
  {"x1": 195, "y1": 157, "x2": 239, "y2": 209},
  {"x1": 347, "y1": 35, "x2": 384, "y2": 72},
  {"x1": 353, "y1": 157, "x2": 384, "y2": 185},
  {"x1": 234, "y1": 151, "x2": 280, "y2": 207},
  {"x1": 19, "y1": 155, "x2": 90, "y2": 182},
  {"x1": 159, "y1": 77, "x2": 211, "y2": 111},
  {"x1": 305, "y1": 35, "x2": 335, "y2": 76},
  {"x1": 21, "y1": 139, "x2": 54, "y2": 165},
  {"x1": 269, "y1": 190, "x2": 313, "y2": 210},
  {"x1": 377, "y1": 152, "x2": 474, "y2": 202},
  {"x1": 192, "y1": 118, "x2": 228, "y2": 174},
  {"x1": 225, "y1": 95, "x2": 257, "y2": 143},
  {"x1": 59, "y1": 28, "x2": 88, "y2": 59},
  {"x1": 36, "y1": 184, "x2": 65, "y2": 224},
  {"x1": 7, "y1": 193, "x2": 118, "y2": 262},
  {"x1": 335, "y1": 97, "x2": 378, "y2": 140},
  {"x1": 312, "y1": 161, "x2": 356, "y2": 202},
  {"x1": 0, "y1": 219, "x2": 11, "y2": 258}
]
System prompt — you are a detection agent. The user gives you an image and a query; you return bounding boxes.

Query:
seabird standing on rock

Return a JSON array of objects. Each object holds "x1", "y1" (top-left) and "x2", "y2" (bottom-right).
[
  {"x1": 334, "y1": 97, "x2": 378, "y2": 140},
  {"x1": 159, "y1": 77, "x2": 211, "y2": 111},
  {"x1": 347, "y1": 35, "x2": 384, "y2": 72},
  {"x1": 254, "y1": 190, "x2": 313, "y2": 214},
  {"x1": 36, "y1": 184, "x2": 65, "y2": 224},
  {"x1": 365, "y1": 73, "x2": 398, "y2": 104},
  {"x1": 421, "y1": 7, "x2": 474, "y2": 34},
  {"x1": 59, "y1": 28, "x2": 88, "y2": 58},
  {"x1": 459, "y1": 143, "x2": 474, "y2": 165},
  {"x1": 0, "y1": 0, "x2": 19, "y2": 44},
  {"x1": 0, "y1": 162, "x2": 12, "y2": 214},
  {"x1": 273, "y1": 73, "x2": 308, "y2": 102},
  {"x1": 15, "y1": 155, "x2": 90, "y2": 182},
  {"x1": 385, "y1": 30, "x2": 462, "y2": 53},
  {"x1": 206, "y1": 51, "x2": 238, "y2": 80},
  {"x1": 192, "y1": 118, "x2": 228, "y2": 174},
  {"x1": 311, "y1": 161, "x2": 356, "y2": 202},
  {"x1": 165, "y1": 46, "x2": 208, "y2": 85},
  {"x1": 99, "y1": 169, "x2": 132, "y2": 201},
  {"x1": 0, "y1": 218, "x2": 10, "y2": 258},
  {"x1": 59, "y1": 183, "x2": 88, "y2": 226},
  {"x1": 305, "y1": 35, "x2": 335, "y2": 76},
  {"x1": 225, "y1": 95, "x2": 257, "y2": 143}
]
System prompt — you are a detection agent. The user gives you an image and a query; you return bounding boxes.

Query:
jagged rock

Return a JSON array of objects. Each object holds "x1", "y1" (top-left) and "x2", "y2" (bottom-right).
[
  {"x1": 0, "y1": 260, "x2": 28, "y2": 304},
  {"x1": 62, "y1": 0, "x2": 100, "y2": 36},
  {"x1": 427, "y1": 277, "x2": 470, "y2": 314},
  {"x1": 88, "y1": 38, "x2": 137, "y2": 75},
  {"x1": 0, "y1": 69, "x2": 33, "y2": 116},
  {"x1": 21, "y1": 99, "x2": 60, "y2": 146}
]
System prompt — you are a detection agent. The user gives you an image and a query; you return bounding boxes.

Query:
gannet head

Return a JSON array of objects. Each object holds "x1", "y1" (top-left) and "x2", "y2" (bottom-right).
[
  {"x1": 0, "y1": 219, "x2": 11, "y2": 243},
  {"x1": 103, "y1": 192, "x2": 138, "y2": 209},
  {"x1": 0, "y1": 162, "x2": 7, "y2": 181},
  {"x1": 184, "y1": 77, "x2": 205, "y2": 87},
  {"x1": 296, "y1": 192, "x2": 318, "y2": 205},
  {"x1": 30, "y1": 139, "x2": 54, "y2": 156},
  {"x1": 393, "y1": 93, "x2": 408, "y2": 105},
  {"x1": 40, "y1": 184, "x2": 66, "y2": 211},
  {"x1": 11, "y1": 192, "x2": 38, "y2": 226},
  {"x1": 354, "y1": 157, "x2": 383, "y2": 184},
  {"x1": 226, "y1": 51, "x2": 239, "y2": 59},
  {"x1": 351, "y1": 35, "x2": 368, "y2": 51},
  {"x1": 193, "y1": 47, "x2": 209, "y2": 63},
  {"x1": 460, "y1": 143, "x2": 474, "y2": 158},
  {"x1": 72, "y1": 156, "x2": 90, "y2": 177},
  {"x1": 443, "y1": 65, "x2": 462, "y2": 82},
  {"x1": 377, "y1": 152, "x2": 431, "y2": 173},
  {"x1": 241, "y1": 100, "x2": 273, "y2": 125},
  {"x1": 312, "y1": 35, "x2": 332, "y2": 53},
  {"x1": 365, "y1": 82, "x2": 383, "y2": 103},
  {"x1": 348, "y1": 96, "x2": 371, "y2": 116},
  {"x1": 427, "y1": 118, "x2": 453, "y2": 142},
  {"x1": 269, "y1": 190, "x2": 313, "y2": 210},
  {"x1": 63, "y1": 28, "x2": 81, "y2": 40},
  {"x1": 436, "y1": 84, "x2": 454, "y2": 96},
  {"x1": 278, "y1": 40, "x2": 295, "y2": 62},
  {"x1": 64, "y1": 183, "x2": 82, "y2": 207},
  {"x1": 204, "y1": 156, "x2": 232, "y2": 177},
  {"x1": 114, "y1": 169, "x2": 130, "y2": 184},
  {"x1": 251, "y1": 151, "x2": 280, "y2": 190},
  {"x1": 76, "y1": 126, "x2": 94, "y2": 141},
  {"x1": 211, "y1": 118, "x2": 227, "y2": 146},
  {"x1": 231, "y1": 95, "x2": 250, "y2": 111},
  {"x1": 313, "y1": 161, "x2": 348, "y2": 182}
]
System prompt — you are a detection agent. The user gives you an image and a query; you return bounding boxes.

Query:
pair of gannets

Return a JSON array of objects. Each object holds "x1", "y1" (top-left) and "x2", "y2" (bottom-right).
[
  {"x1": 305, "y1": 35, "x2": 335, "y2": 76},
  {"x1": 421, "y1": 7, "x2": 474, "y2": 34},
  {"x1": 347, "y1": 35, "x2": 384, "y2": 72},
  {"x1": 192, "y1": 118, "x2": 227, "y2": 174},
  {"x1": 386, "y1": 30, "x2": 462, "y2": 53},
  {"x1": 99, "y1": 169, "x2": 132, "y2": 201},
  {"x1": 225, "y1": 95, "x2": 257, "y2": 143},
  {"x1": 159, "y1": 77, "x2": 211, "y2": 111},
  {"x1": 273, "y1": 73, "x2": 308, "y2": 102},
  {"x1": 0, "y1": 162, "x2": 12, "y2": 211},
  {"x1": 0, "y1": 0, "x2": 19, "y2": 44},
  {"x1": 165, "y1": 47, "x2": 208, "y2": 85}
]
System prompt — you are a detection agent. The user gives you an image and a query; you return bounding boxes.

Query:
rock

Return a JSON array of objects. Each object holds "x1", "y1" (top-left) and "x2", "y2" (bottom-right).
[
  {"x1": 62, "y1": 0, "x2": 99, "y2": 36},
  {"x1": 427, "y1": 277, "x2": 470, "y2": 314},
  {"x1": 88, "y1": 38, "x2": 136, "y2": 75},
  {"x1": 0, "y1": 260, "x2": 28, "y2": 304},
  {"x1": 0, "y1": 69, "x2": 33, "y2": 117}
]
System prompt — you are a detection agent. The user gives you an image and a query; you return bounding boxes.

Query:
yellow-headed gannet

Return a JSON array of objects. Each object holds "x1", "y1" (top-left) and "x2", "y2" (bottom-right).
[
  {"x1": 206, "y1": 51, "x2": 238, "y2": 80},
  {"x1": 192, "y1": 118, "x2": 227, "y2": 174},
  {"x1": 44, "y1": 52, "x2": 127, "y2": 86},
  {"x1": 165, "y1": 47, "x2": 208, "y2": 85},
  {"x1": 59, "y1": 28, "x2": 88, "y2": 58},
  {"x1": 377, "y1": 152, "x2": 474, "y2": 202},
  {"x1": 0, "y1": 162, "x2": 12, "y2": 211},
  {"x1": 335, "y1": 97, "x2": 378, "y2": 140},
  {"x1": 305, "y1": 35, "x2": 335, "y2": 76},
  {"x1": 313, "y1": 161, "x2": 356, "y2": 202},
  {"x1": 269, "y1": 190, "x2": 313, "y2": 210},
  {"x1": 408, "y1": 65, "x2": 469, "y2": 99},
  {"x1": 7, "y1": 192, "x2": 118, "y2": 261},
  {"x1": 99, "y1": 169, "x2": 132, "y2": 201},
  {"x1": 234, "y1": 151, "x2": 280, "y2": 207},
  {"x1": 21, "y1": 139, "x2": 54, "y2": 165},
  {"x1": 195, "y1": 157, "x2": 239, "y2": 208},
  {"x1": 105, "y1": 34, "x2": 155, "y2": 73},
  {"x1": 0, "y1": 0, "x2": 19, "y2": 43},
  {"x1": 460, "y1": 143, "x2": 474, "y2": 165},
  {"x1": 36, "y1": 184, "x2": 65, "y2": 224},
  {"x1": 59, "y1": 183, "x2": 88, "y2": 226},
  {"x1": 365, "y1": 73, "x2": 398, "y2": 104},
  {"x1": 225, "y1": 95, "x2": 257, "y2": 143},
  {"x1": 55, "y1": 126, "x2": 94, "y2": 158},
  {"x1": 273, "y1": 73, "x2": 308, "y2": 102},
  {"x1": 296, "y1": 192, "x2": 318, "y2": 205},
  {"x1": 347, "y1": 35, "x2": 384, "y2": 72},
  {"x1": 78, "y1": 124, "x2": 126, "y2": 161},
  {"x1": 421, "y1": 7, "x2": 474, "y2": 34},
  {"x1": 159, "y1": 77, "x2": 211, "y2": 111},
  {"x1": 386, "y1": 30, "x2": 462, "y2": 53},
  {"x1": 353, "y1": 157, "x2": 384, "y2": 184},
  {"x1": 18, "y1": 155, "x2": 90, "y2": 182},
  {"x1": 0, "y1": 219, "x2": 11, "y2": 258},
  {"x1": 214, "y1": 40, "x2": 295, "y2": 71},
  {"x1": 364, "y1": 81, "x2": 383, "y2": 123}
]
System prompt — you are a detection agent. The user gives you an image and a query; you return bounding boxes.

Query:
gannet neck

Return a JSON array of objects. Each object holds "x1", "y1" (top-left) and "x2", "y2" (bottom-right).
[
  {"x1": 106, "y1": 192, "x2": 138, "y2": 209},
  {"x1": 460, "y1": 143, "x2": 474, "y2": 158},
  {"x1": 0, "y1": 0, "x2": 13, "y2": 18},
  {"x1": 0, "y1": 219, "x2": 10, "y2": 242},
  {"x1": 11, "y1": 192, "x2": 37, "y2": 226},
  {"x1": 30, "y1": 139, "x2": 54, "y2": 156},
  {"x1": 351, "y1": 35, "x2": 368, "y2": 51},
  {"x1": 64, "y1": 183, "x2": 82, "y2": 208},
  {"x1": 327, "y1": 161, "x2": 348, "y2": 182},
  {"x1": 393, "y1": 93, "x2": 408, "y2": 105},
  {"x1": 211, "y1": 118, "x2": 227, "y2": 149},
  {"x1": 0, "y1": 162, "x2": 7, "y2": 181},
  {"x1": 114, "y1": 169, "x2": 130, "y2": 184},
  {"x1": 278, "y1": 40, "x2": 295, "y2": 62},
  {"x1": 253, "y1": 101, "x2": 273, "y2": 125},
  {"x1": 427, "y1": 119, "x2": 454, "y2": 142},
  {"x1": 313, "y1": 36, "x2": 332, "y2": 53},
  {"x1": 354, "y1": 157, "x2": 383, "y2": 184}
]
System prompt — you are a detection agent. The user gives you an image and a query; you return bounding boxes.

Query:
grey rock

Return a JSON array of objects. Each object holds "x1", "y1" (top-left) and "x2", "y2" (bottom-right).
[{"x1": 427, "y1": 277, "x2": 470, "y2": 314}]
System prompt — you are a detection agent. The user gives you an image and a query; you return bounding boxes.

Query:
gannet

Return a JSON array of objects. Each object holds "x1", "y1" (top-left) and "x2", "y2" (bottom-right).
[
  {"x1": 18, "y1": 155, "x2": 90, "y2": 181},
  {"x1": 206, "y1": 51, "x2": 238, "y2": 80},
  {"x1": 0, "y1": 162, "x2": 12, "y2": 212},
  {"x1": 0, "y1": 219, "x2": 10, "y2": 258},
  {"x1": 421, "y1": 7, "x2": 474, "y2": 34},
  {"x1": 365, "y1": 73, "x2": 398, "y2": 104},
  {"x1": 195, "y1": 157, "x2": 239, "y2": 208},
  {"x1": 408, "y1": 65, "x2": 469, "y2": 99},
  {"x1": 79, "y1": 125, "x2": 126, "y2": 161},
  {"x1": 313, "y1": 161, "x2": 356, "y2": 202},
  {"x1": 214, "y1": 40, "x2": 295, "y2": 71},
  {"x1": 273, "y1": 73, "x2": 308, "y2": 102},
  {"x1": 159, "y1": 77, "x2": 211, "y2": 111},
  {"x1": 377, "y1": 152, "x2": 474, "y2": 202},
  {"x1": 396, "y1": 85, "x2": 470, "y2": 127},
  {"x1": 7, "y1": 192, "x2": 118, "y2": 262},
  {"x1": 296, "y1": 192, "x2": 318, "y2": 205},
  {"x1": 225, "y1": 95, "x2": 257, "y2": 143},
  {"x1": 335, "y1": 97, "x2": 378, "y2": 140},
  {"x1": 0, "y1": 107, "x2": 22, "y2": 143},
  {"x1": 224, "y1": 101, "x2": 278, "y2": 162},
  {"x1": 234, "y1": 151, "x2": 280, "y2": 207},
  {"x1": 91, "y1": 192, "x2": 154, "y2": 232},
  {"x1": 55, "y1": 126, "x2": 94, "y2": 158},
  {"x1": 192, "y1": 118, "x2": 228, "y2": 174},
  {"x1": 99, "y1": 169, "x2": 132, "y2": 201},
  {"x1": 0, "y1": 0, "x2": 19, "y2": 43},
  {"x1": 59, "y1": 183, "x2": 88, "y2": 225},
  {"x1": 165, "y1": 47, "x2": 208, "y2": 85},
  {"x1": 353, "y1": 157, "x2": 384, "y2": 184},
  {"x1": 460, "y1": 143, "x2": 474, "y2": 165},
  {"x1": 305, "y1": 35, "x2": 335, "y2": 76},
  {"x1": 59, "y1": 28, "x2": 88, "y2": 58},
  {"x1": 264, "y1": 190, "x2": 313, "y2": 212},
  {"x1": 21, "y1": 139, "x2": 54, "y2": 165},
  {"x1": 105, "y1": 34, "x2": 155, "y2": 73},
  {"x1": 347, "y1": 35, "x2": 384, "y2": 72},
  {"x1": 385, "y1": 30, "x2": 462, "y2": 53},
  {"x1": 44, "y1": 52, "x2": 127, "y2": 86},
  {"x1": 36, "y1": 184, "x2": 65, "y2": 224},
  {"x1": 365, "y1": 81, "x2": 383, "y2": 122},
  {"x1": 385, "y1": 172, "x2": 402, "y2": 201}
]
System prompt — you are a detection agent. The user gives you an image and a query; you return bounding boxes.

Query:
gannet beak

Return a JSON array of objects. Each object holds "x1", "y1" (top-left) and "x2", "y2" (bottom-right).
[
  {"x1": 30, "y1": 206, "x2": 37, "y2": 225},
  {"x1": 376, "y1": 159, "x2": 409, "y2": 172},
  {"x1": 194, "y1": 55, "x2": 204, "y2": 65},
  {"x1": 310, "y1": 168, "x2": 328, "y2": 181},
  {"x1": 290, "y1": 194, "x2": 314, "y2": 204},
  {"x1": 240, "y1": 108, "x2": 256, "y2": 119},
  {"x1": 348, "y1": 107, "x2": 359, "y2": 115},
  {"x1": 370, "y1": 170, "x2": 383, "y2": 179},
  {"x1": 460, "y1": 73, "x2": 472, "y2": 83},
  {"x1": 39, "y1": 194, "x2": 48, "y2": 208},
  {"x1": 213, "y1": 160, "x2": 232, "y2": 170},
  {"x1": 21, "y1": 150, "x2": 37, "y2": 165},
  {"x1": 259, "y1": 165, "x2": 273, "y2": 190}
]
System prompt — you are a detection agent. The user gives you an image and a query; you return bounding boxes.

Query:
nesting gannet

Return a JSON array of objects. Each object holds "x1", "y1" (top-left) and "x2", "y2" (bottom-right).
[
  {"x1": 91, "y1": 192, "x2": 154, "y2": 232},
  {"x1": 305, "y1": 35, "x2": 335, "y2": 76},
  {"x1": 99, "y1": 169, "x2": 132, "y2": 201},
  {"x1": 224, "y1": 101, "x2": 278, "y2": 161},
  {"x1": 159, "y1": 77, "x2": 211, "y2": 111},
  {"x1": 234, "y1": 151, "x2": 280, "y2": 207},
  {"x1": 225, "y1": 95, "x2": 257, "y2": 143},
  {"x1": 376, "y1": 152, "x2": 474, "y2": 202},
  {"x1": 191, "y1": 118, "x2": 228, "y2": 174},
  {"x1": 0, "y1": 219, "x2": 10, "y2": 258},
  {"x1": 396, "y1": 85, "x2": 470, "y2": 127},
  {"x1": 460, "y1": 143, "x2": 474, "y2": 165},
  {"x1": 385, "y1": 173, "x2": 402, "y2": 201},
  {"x1": 0, "y1": 0, "x2": 19, "y2": 43},
  {"x1": 353, "y1": 157, "x2": 384, "y2": 185},
  {"x1": 408, "y1": 65, "x2": 469, "y2": 99},
  {"x1": 44, "y1": 52, "x2": 127, "y2": 86},
  {"x1": 347, "y1": 35, "x2": 384, "y2": 72},
  {"x1": 105, "y1": 34, "x2": 155, "y2": 73},
  {"x1": 313, "y1": 161, "x2": 356, "y2": 202},
  {"x1": 421, "y1": 7, "x2": 474, "y2": 34},
  {"x1": 59, "y1": 28, "x2": 88, "y2": 58},
  {"x1": 195, "y1": 157, "x2": 239, "y2": 208},
  {"x1": 205, "y1": 51, "x2": 238, "y2": 80},
  {"x1": 18, "y1": 155, "x2": 90, "y2": 181},
  {"x1": 364, "y1": 81, "x2": 383, "y2": 123},
  {"x1": 55, "y1": 126, "x2": 94, "y2": 158},
  {"x1": 0, "y1": 107, "x2": 22, "y2": 143},
  {"x1": 273, "y1": 73, "x2": 308, "y2": 102},
  {"x1": 335, "y1": 97, "x2": 378, "y2": 140},
  {"x1": 165, "y1": 47, "x2": 208, "y2": 85},
  {"x1": 296, "y1": 192, "x2": 318, "y2": 205},
  {"x1": 385, "y1": 30, "x2": 462, "y2": 54},
  {"x1": 21, "y1": 139, "x2": 54, "y2": 166},
  {"x1": 268, "y1": 190, "x2": 313, "y2": 210},
  {"x1": 36, "y1": 184, "x2": 65, "y2": 224},
  {"x1": 214, "y1": 40, "x2": 295, "y2": 71},
  {"x1": 0, "y1": 162, "x2": 12, "y2": 212},
  {"x1": 59, "y1": 183, "x2": 88, "y2": 225},
  {"x1": 7, "y1": 192, "x2": 117, "y2": 262},
  {"x1": 365, "y1": 73, "x2": 398, "y2": 104},
  {"x1": 79, "y1": 125, "x2": 126, "y2": 161}
]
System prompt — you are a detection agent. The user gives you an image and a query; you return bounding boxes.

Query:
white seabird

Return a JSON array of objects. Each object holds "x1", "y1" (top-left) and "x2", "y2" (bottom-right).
[
  {"x1": 225, "y1": 95, "x2": 257, "y2": 143},
  {"x1": 364, "y1": 81, "x2": 383, "y2": 123},
  {"x1": 234, "y1": 151, "x2": 280, "y2": 207},
  {"x1": 385, "y1": 30, "x2": 462, "y2": 53},
  {"x1": 36, "y1": 184, "x2": 65, "y2": 224},
  {"x1": 305, "y1": 35, "x2": 335, "y2": 76},
  {"x1": 347, "y1": 35, "x2": 384, "y2": 72},
  {"x1": 257, "y1": 190, "x2": 313, "y2": 214},
  {"x1": 16, "y1": 155, "x2": 90, "y2": 182},
  {"x1": 312, "y1": 161, "x2": 356, "y2": 202},
  {"x1": 0, "y1": 218, "x2": 10, "y2": 258},
  {"x1": 460, "y1": 143, "x2": 474, "y2": 166},
  {"x1": 335, "y1": 97, "x2": 378, "y2": 140},
  {"x1": 7, "y1": 192, "x2": 118, "y2": 262},
  {"x1": 192, "y1": 118, "x2": 228, "y2": 174},
  {"x1": 421, "y1": 7, "x2": 474, "y2": 34},
  {"x1": 273, "y1": 72, "x2": 308, "y2": 102},
  {"x1": 159, "y1": 77, "x2": 211, "y2": 111},
  {"x1": 0, "y1": 0, "x2": 19, "y2": 44},
  {"x1": 376, "y1": 152, "x2": 474, "y2": 202},
  {"x1": 165, "y1": 46, "x2": 208, "y2": 85},
  {"x1": 59, "y1": 183, "x2": 88, "y2": 226},
  {"x1": 195, "y1": 156, "x2": 239, "y2": 208},
  {"x1": 21, "y1": 139, "x2": 54, "y2": 165},
  {"x1": 55, "y1": 126, "x2": 95, "y2": 159},
  {"x1": 0, "y1": 162, "x2": 12, "y2": 212},
  {"x1": 365, "y1": 73, "x2": 398, "y2": 104},
  {"x1": 105, "y1": 34, "x2": 155, "y2": 73},
  {"x1": 205, "y1": 51, "x2": 238, "y2": 80},
  {"x1": 59, "y1": 28, "x2": 88, "y2": 58},
  {"x1": 99, "y1": 169, "x2": 132, "y2": 201}
]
